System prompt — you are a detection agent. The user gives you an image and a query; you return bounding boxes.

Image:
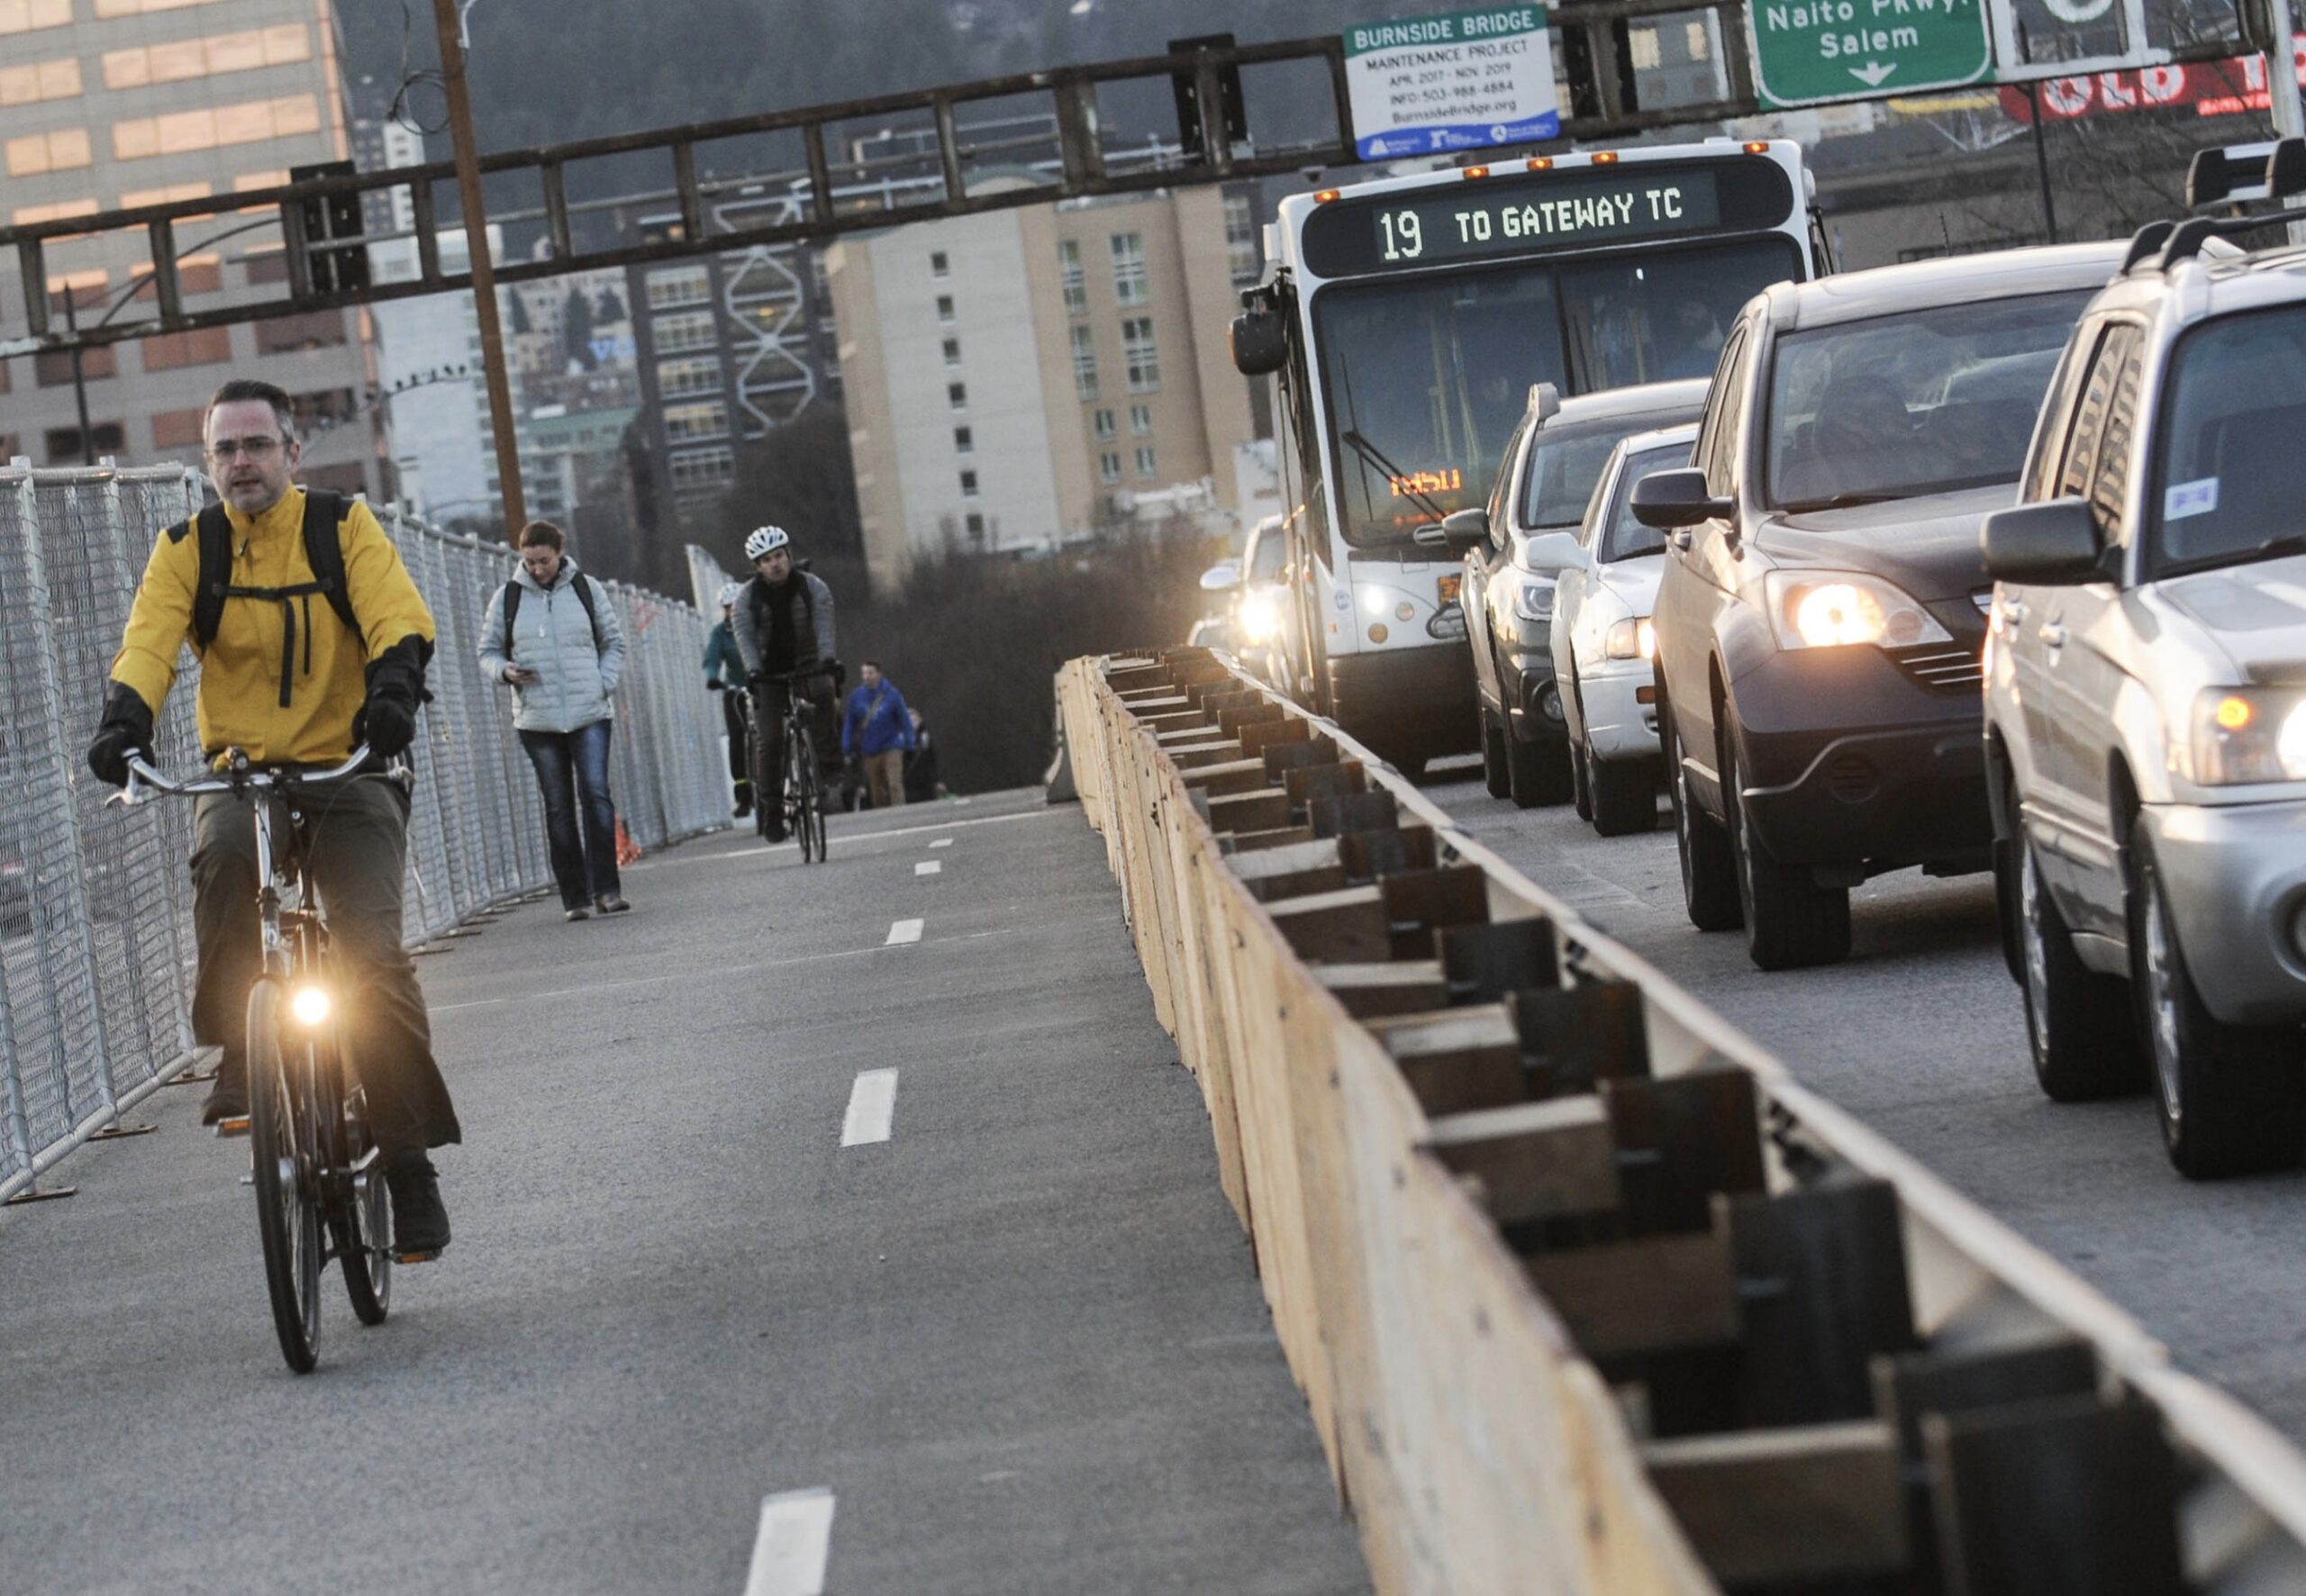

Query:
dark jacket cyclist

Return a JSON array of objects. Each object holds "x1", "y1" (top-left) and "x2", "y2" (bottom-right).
[{"x1": 731, "y1": 525, "x2": 837, "y2": 843}]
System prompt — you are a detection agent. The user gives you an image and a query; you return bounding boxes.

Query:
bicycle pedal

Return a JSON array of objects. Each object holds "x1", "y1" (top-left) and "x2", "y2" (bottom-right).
[
  {"x1": 392, "y1": 1247, "x2": 444, "y2": 1265},
  {"x1": 213, "y1": 1116, "x2": 250, "y2": 1138}
]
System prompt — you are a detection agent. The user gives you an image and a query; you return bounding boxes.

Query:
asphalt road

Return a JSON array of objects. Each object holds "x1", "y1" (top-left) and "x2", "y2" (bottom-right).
[
  {"x1": 0, "y1": 790, "x2": 1369, "y2": 1596},
  {"x1": 1421, "y1": 757, "x2": 2306, "y2": 1445}
]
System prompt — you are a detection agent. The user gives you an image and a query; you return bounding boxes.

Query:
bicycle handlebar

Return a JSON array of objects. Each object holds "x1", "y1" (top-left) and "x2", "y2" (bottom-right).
[{"x1": 115, "y1": 745, "x2": 392, "y2": 805}]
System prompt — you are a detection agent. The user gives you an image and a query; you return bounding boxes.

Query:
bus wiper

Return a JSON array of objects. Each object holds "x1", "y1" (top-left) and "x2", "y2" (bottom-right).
[{"x1": 1341, "y1": 428, "x2": 1451, "y2": 530}]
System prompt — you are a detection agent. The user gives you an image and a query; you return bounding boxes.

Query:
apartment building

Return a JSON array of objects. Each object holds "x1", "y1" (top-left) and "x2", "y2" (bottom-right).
[
  {"x1": 828, "y1": 184, "x2": 1257, "y2": 594},
  {"x1": 0, "y1": 0, "x2": 379, "y2": 492}
]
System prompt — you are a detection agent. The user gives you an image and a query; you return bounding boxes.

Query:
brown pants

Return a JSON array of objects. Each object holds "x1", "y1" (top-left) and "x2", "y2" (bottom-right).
[
  {"x1": 192, "y1": 773, "x2": 460, "y2": 1159},
  {"x1": 864, "y1": 749, "x2": 906, "y2": 810}
]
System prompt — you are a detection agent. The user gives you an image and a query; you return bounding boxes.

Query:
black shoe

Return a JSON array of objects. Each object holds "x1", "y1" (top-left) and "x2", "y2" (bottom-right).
[
  {"x1": 765, "y1": 821, "x2": 789, "y2": 843},
  {"x1": 385, "y1": 1157, "x2": 450, "y2": 1259},
  {"x1": 200, "y1": 1072, "x2": 247, "y2": 1127},
  {"x1": 594, "y1": 893, "x2": 631, "y2": 915},
  {"x1": 565, "y1": 904, "x2": 591, "y2": 922}
]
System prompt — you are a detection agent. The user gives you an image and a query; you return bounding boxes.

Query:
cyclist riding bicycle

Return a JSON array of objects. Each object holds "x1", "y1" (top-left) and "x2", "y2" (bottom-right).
[
  {"x1": 731, "y1": 525, "x2": 838, "y2": 844},
  {"x1": 85, "y1": 377, "x2": 460, "y2": 1258},
  {"x1": 703, "y1": 580, "x2": 752, "y2": 818}
]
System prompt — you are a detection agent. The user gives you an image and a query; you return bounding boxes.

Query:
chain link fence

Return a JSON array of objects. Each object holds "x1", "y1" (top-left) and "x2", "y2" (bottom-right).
[{"x1": 0, "y1": 462, "x2": 729, "y2": 1202}]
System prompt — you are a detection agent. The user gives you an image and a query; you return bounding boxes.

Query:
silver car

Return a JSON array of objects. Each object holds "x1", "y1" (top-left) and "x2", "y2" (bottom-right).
[{"x1": 1983, "y1": 220, "x2": 2306, "y2": 1178}]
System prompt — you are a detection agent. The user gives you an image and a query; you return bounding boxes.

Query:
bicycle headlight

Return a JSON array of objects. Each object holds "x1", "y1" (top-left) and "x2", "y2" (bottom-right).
[
  {"x1": 1765, "y1": 572, "x2": 1950, "y2": 651},
  {"x1": 2182, "y1": 689, "x2": 2306, "y2": 785},
  {"x1": 290, "y1": 985, "x2": 332, "y2": 1027}
]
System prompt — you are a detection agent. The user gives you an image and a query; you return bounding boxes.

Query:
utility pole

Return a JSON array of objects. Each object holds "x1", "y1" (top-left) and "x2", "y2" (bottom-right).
[
  {"x1": 431, "y1": 0, "x2": 525, "y2": 540},
  {"x1": 2264, "y1": 0, "x2": 2306, "y2": 244}
]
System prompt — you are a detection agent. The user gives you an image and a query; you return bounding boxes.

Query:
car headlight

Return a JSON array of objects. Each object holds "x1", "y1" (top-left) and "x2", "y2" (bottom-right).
[
  {"x1": 1238, "y1": 592, "x2": 1281, "y2": 645},
  {"x1": 1764, "y1": 572, "x2": 1952, "y2": 651},
  {"x1": 1604, "y1": 617, "x2": 1657, "y2": 661},
  {"x1": 1512, "y1": 576, "x2": 1557, "y2": 623},
  {"x1": 2183, "y1": 689, "x2": 2306, "y2": 785}
]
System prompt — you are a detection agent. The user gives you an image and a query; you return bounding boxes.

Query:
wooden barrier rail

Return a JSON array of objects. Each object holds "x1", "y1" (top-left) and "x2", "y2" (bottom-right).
[{"x1": 1059, "y1": 647, "x2": 2306, "y2": 1596}]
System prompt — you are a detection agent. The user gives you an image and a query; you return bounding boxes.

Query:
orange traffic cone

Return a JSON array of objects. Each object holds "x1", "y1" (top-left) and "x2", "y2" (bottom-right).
[{"x1": 615, "y1": 815, "x2": 642, "y2": 866}]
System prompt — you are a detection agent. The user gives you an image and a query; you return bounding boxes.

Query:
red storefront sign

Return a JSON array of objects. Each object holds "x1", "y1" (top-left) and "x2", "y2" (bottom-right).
[{"x1": 1998, "y1": 45, "x2": 2306, "y2": 122}]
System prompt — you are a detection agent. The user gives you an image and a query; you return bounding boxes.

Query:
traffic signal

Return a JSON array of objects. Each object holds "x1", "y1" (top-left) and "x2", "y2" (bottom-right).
[
  {"x1": 289, "y1": 159, "x2": 370, "y2": 295},
  {"x1": 1168, "y1": 33, "x2": 1248, "y2": 163}
]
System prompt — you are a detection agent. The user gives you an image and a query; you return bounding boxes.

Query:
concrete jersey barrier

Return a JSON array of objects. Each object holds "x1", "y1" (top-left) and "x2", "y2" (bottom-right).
[{"x1": 1057, "y1": 644, "x2": 2306, "y2": 1596}]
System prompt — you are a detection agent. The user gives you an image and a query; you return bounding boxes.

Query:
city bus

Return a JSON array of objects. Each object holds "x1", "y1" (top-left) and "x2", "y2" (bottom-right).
[{"x1": 1231, "y1": 139, "x2": 1818, "y2": 775}]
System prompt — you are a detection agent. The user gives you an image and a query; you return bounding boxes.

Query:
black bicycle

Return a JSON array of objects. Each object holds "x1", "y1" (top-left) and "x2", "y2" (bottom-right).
[
  {"x1": 748, "y1": 670, "x2": 830, "y2": 862},
  {"x1": 118, "y1": 746, "x2": 399, "y2": 1373}
]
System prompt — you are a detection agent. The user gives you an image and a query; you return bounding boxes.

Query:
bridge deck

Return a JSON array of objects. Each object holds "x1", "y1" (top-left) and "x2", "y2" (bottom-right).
[{"x1": 0, "y1": 791, "x2": 1367, "y2": 1595}]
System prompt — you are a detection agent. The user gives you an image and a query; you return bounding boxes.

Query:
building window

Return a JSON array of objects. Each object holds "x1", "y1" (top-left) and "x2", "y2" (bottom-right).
[
  {"x1": 95, "y1": 0, "x2": 233, "y2": 14},
  {"x1": 141, "y1": 326, "x2": 233, "y2": 370},
  {"x1": 0, "y1": 0, "x2": 72, "y2": 35},
  {"x1": 101, "y1": 25, "x2": 309, "y2": 91},
  {"x1": 1070, "y1": 323, "x2": 1098, "y2": 401},
  {"x1": 5, "y1": 126, "x2": 90, "y2": 176},
  {"x1": 243, "y1": 251, "x2": 288, "y2": 286},
  {"x1": 1628, "y1": 26, "x2": 1662, "y2": 69},
  {"x1": 964, "y1": 512, "x2": 985, "y2": 540},
  {"x1": 151, "y1": 408, "x2": 206, "y2": 450},
  {"x1": 130, "y1": 255, "x2": 222, "y2": 297},
  {"x1": 1224, "y1": 193, "x2": 1261, "y2": 288},
  {"x1": 1098, "y1": 451, "x2": 1121, "y2": 485},
  {"x1": 948, "y1": 381, "x2": 967, "y2": 411},
  {"x1": 668, "y1": 446, "x2": 736, "y2": 494},
  {"x1": 117, "y1": 180, "x2": 210, "y2": 212},
  {"x1": 1122, "y1": 316, "x2": 1159, "y2": 392},
  {"x1": 931, "y1": 250, "x2": 949, "y2": 277},
  {"x1": 0, "y1": 56, "x2": 79, "y2": 105},
  {"x1": 37, "y1": 346, "x2": 116, "y2": 385},
  {"x1": 658, "y1": 354, "x2": 722, "y2": 396},
  {"x1": 935, "y1": 294, "x2": 956, "y2": 325},
  {"x1": 1135, "y1": 445, "x2": 1158, "y2": 478},
  {"x1": 960, "y1": 469, "x2": 979, "y2": 498},
  {"x1": 653, "y1": 310, "x2": 715, "y2": 353},
  {"x1": 1111, "y1": 232, "x2": 1148, "y2": 307},
  {"x1": 646, "y1": 266, "x2": 710, "y2": 311},
  {"x1": 13, "y1": 197, "x2": 97, "y2": 226},
  {"x1": 664, "y1": 399, "x2": 730, "y2": 442},
  {"x1": 254, "y1": 310, "x2": 344, "y2": 355},
  {"x1": 1058, "y1": 239, "x2": 1086, "y2": 317},
  {"x1": 45, "y1": 422, "x2": 124, "y2": 464},
  {"x1": 1093, "y1": 408, "x2": 1116, "y2": 441},
  {"x1": 111, "y1": 94, "x2": 321, "y2": 162},
  {"x1": 941, "y1": 336, "x2": 961, "y2": 367},
  {"x1": 291, "y1": 388, "x2": 356, "y2": 431},
  {"x1": 1130, "y1": 403, "x2": 1152, "y2": 437},
  {"x1": 953, "y1": 425, "x2": 973, "y2": 454}
]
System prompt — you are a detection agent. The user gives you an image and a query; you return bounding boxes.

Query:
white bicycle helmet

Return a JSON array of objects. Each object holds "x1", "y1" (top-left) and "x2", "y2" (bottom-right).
[
  {"x1": 744, "y1": 525, "x2": 791, "y2": 562},
  {"x1": 716, "y1": 580, "x2": 744, "y2": 610}
]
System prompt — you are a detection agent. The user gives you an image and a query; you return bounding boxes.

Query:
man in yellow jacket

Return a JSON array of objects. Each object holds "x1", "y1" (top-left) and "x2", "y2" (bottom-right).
[{"x1": 86, "y1": 378, "x2": 459, "y2": 1257}]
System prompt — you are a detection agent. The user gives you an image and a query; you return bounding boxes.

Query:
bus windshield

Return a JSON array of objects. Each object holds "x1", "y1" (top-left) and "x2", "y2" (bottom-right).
[{"x1": 1317, "y1": 238, "x2": 1800, "y2": 550}]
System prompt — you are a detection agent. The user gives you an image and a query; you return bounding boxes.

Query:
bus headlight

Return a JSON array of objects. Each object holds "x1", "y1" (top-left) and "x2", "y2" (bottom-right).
[
  {"x1": 289, "y1": 985, "x2": 332, "y2": 1027},
  {"x1": 1604, "y1": 617, "x2": 1657, "y2": 660},
  {"x1": 1766, "y1": 572, "x2": 1950, "y2": 651},
  {"x1": 2183, "y1": 689, "x2": 2306, "y2": 785},
  {"x1": 1512, "y1": 577, "x2": 1556, "y2": 622},
  {"x1": 1238, "y1": 592, "x2": 1282, "y2": 645}
]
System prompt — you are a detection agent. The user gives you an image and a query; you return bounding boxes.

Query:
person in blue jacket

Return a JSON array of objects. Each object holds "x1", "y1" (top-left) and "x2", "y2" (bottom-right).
[
  {"x1": 702, "y1": 582, "x2": 751, "y2": 817},
  {"x1": 840, "y1": 659, "x2": 916, "y2": 810}
]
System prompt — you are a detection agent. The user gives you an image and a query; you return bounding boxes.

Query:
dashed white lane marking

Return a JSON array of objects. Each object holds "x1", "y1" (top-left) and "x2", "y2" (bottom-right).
[
  {"x1": 885, "y1": 918, "x2": 923, "y2": 946},
  {"x1": 930, "y1": 838, "x2": 953, "y2": 848},
  {"x1": 914, "y1": 860, "x2": 942, "y2": 876},
  {"x1": 743, "y1": 1487, "x2": 836, "y2": 1596},
  {"x1": 840, "y1": 1069, "x2": 899, "y2": 1147}
]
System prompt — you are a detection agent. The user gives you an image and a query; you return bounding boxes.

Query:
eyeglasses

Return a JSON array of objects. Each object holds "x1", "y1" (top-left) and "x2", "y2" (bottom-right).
[{"x1": 206, "y1": 436, "x2": 285, "y2": 462}]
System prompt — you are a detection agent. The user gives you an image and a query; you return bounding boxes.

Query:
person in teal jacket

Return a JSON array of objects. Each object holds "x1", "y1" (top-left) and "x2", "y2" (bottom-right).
[{"x1": 703, "y1": 582, "x2": 751, "y2": 816}]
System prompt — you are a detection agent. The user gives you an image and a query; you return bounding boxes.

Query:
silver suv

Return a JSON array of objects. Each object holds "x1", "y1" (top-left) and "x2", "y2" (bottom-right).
[{"x1": 1983, "y1": 191, "x2": 2306, "y2": 1178}]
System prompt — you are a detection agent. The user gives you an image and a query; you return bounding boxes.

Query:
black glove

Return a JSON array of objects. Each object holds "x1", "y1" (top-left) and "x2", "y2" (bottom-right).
[
  {"x1": 705, "y1": 678, "x2": 725, "y2": 693},
  {"x1": 355, "y1": 634, "x2": 431, "y2": 759},
  {"x1": 86, "y1": 684, "x2": 155, "y2": 787},
  {"x1": 747, "y1": 670, "x2": 767, "y2": 690}
]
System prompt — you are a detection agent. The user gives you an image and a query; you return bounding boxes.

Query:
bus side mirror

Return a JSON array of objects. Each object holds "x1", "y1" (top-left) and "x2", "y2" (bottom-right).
[
  {"x1": 1231, "y1": 308, "x2": 1287, "y2": 376},
  {"x1": 1630, "y1": 468, "x2": 1730, "y2": 530}
]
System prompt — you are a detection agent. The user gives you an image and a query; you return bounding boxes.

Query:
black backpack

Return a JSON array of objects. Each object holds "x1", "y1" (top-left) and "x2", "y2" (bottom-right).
[
  {"x1": 175, "y1": 490, "x2": 362, "y2": 708},
  {"x1": 500, "y1": 569, "x2": 605, "y2": 662}
]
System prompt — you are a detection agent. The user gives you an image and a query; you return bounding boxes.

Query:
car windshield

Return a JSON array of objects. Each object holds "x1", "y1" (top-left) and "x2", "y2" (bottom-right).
[
  {"x1": 1315, "y1": 239, "x2": 1801, "y2": 549},
  {"x1": 1523, "y1": 423, "x2": 1648, "y2": 530},
  {"x1": 1763, "y1": 288, "x2": 2093, "y2": 512},
  {"x1": 2151, "y1": 304, "x2": 2306, "y2": 573},
  {"x1": 1598, "y1": 439, "x2": 1695, "y2": 562}
]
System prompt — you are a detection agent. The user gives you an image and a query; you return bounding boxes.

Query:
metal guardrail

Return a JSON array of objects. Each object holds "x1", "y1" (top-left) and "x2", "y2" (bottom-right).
[
  {"x1": 0, "y1": 463, "x2": 728, "y2": 1204},
  {"x1": 1060, "y1": 645, "x2": 2306, "y2": 1596}
]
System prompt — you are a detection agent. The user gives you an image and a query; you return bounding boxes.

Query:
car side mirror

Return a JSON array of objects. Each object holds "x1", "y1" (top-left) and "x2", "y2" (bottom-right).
[
  {"x1": 1630, "y1": 468, "x2": 1730, "y2": 530},
  {"x1": 1982, "y1": 497, "x2": 2102, "y2": 585},
  {"x1": 1421, "y1": 507, "x2": 1489, "y2": 551},
  {"x1": 1199, "y1": 561, "x2": 1241, "y2": 594},
  {"x1": 1521, "y1": 530, "x2": 1587, "y2": 573}
]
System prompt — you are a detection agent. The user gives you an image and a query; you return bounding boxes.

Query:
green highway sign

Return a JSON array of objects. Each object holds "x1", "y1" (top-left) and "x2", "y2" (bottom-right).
[{"x1": 1748, "y1": 0, "x2": 1993, "y2": 107}]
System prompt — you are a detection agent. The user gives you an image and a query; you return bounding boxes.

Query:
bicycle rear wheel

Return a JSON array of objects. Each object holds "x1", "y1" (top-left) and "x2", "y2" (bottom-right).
[
  {"x1": 247, "y1": 980, "x2": 323, "y2": 1373},
  {"x1": 328, "y1": 1037, "x2": 392, "y2": 1326}
]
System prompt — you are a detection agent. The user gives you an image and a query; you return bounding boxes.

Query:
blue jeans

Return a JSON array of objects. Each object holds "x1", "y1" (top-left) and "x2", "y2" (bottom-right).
[{"x1": 520, "y1": 720, "x2": 620, "y2": 908}]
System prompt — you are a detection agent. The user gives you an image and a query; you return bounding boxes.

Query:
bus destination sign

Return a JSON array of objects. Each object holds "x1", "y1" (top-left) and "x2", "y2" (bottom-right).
[{"x1": 1303, "y1": 167, "x2": 1739, "y2": 277}]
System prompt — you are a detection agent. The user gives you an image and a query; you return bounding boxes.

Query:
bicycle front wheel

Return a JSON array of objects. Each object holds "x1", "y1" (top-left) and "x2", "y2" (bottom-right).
[
  {"x1": 247, "y1": 980, "x2": 323, "y2": 1373},
  {"x1": 792, "y1": 724, "x2": 825, "y2": 863}
]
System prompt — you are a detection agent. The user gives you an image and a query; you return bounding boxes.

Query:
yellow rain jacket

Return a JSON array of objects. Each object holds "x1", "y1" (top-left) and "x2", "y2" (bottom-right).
[{"x1": 109, "y1": 486, "x2": 436, "y2": 765}]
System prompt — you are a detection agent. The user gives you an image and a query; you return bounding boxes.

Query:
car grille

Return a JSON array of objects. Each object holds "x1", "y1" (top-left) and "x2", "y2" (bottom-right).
[{"x1": 1891, "y1": 642, "x2": 1984, "y2": 693}]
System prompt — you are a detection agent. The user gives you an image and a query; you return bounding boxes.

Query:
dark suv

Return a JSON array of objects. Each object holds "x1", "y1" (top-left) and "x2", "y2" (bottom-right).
[{"x1": 1636, "y1": 242, "x2": 2125, "y2": 969}]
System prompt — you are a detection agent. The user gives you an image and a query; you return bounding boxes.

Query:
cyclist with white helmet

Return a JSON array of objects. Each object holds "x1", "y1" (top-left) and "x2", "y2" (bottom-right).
[
  {"x1": 702, "y1": 579, "x2": 752, "y2": 818},
  {"x1": 732, "y1": 525, "x2": 838, "y2": 843}
]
